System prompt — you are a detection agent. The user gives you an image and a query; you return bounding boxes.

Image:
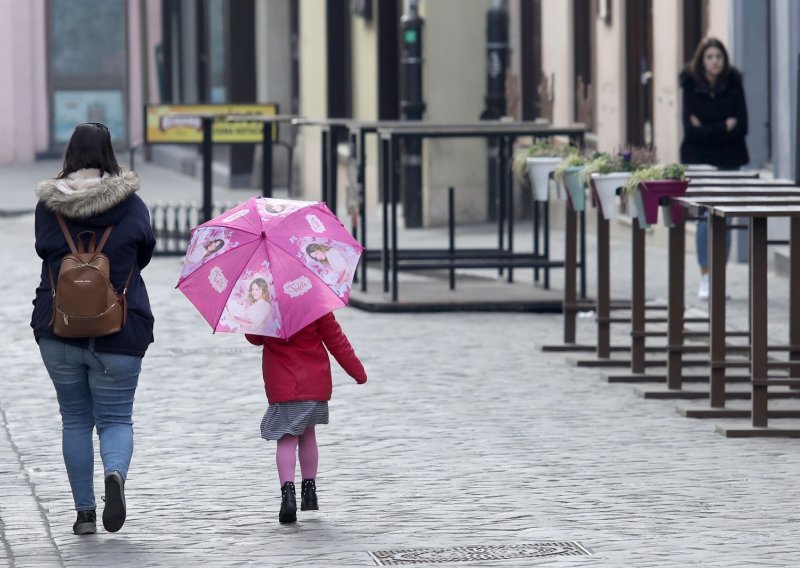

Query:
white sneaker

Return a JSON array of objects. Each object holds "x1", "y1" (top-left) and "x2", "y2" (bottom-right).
[{"x1": 698, "y1": 274, "x2": 709, "y2": 300}]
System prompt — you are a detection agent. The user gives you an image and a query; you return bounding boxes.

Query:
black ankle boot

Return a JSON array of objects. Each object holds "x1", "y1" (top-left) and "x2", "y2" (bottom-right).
[
  {"x1": 279, "y1": 481, "x2": 297, "y2": 524},
  {"x1": 73, "y1": 509, "x2": 97, "y2": 535},
  {"x1": 300, "y1": 479, "x2": 319, "y2": 511}
]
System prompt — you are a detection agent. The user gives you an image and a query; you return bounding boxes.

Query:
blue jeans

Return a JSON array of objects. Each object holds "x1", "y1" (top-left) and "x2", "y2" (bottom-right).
[
  {"x1": 39, "y1": 338, "x2": 141, "y2": 512},
  {"x1": 696, "y1": 215, "x2": 732, "y2": 270}
]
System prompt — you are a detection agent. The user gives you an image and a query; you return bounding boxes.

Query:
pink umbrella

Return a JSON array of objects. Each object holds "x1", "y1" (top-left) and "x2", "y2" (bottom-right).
[{"x1": 176, "y1": 197, "x2": 363, "y2": 339}]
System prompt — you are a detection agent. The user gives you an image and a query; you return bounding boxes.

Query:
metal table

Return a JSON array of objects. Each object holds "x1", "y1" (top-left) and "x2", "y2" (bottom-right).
[
  {"x1": 375, "y1": 122, "x2": 586, "y2": 302},
  {"x1": 709, "y1": 204, "x2": 800, "y2": 437},
  {"x1": 603, "y1": 180, "x2": 800, "y2": 385}
]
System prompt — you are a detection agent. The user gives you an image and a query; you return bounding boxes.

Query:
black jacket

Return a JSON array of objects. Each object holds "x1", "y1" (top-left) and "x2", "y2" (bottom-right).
[
  {"x1": 31, "y1": 169, "x2": 156, "y2": 357},
  {"x1": 679, "y1": 67, "x2": 750, "y2": 169}
]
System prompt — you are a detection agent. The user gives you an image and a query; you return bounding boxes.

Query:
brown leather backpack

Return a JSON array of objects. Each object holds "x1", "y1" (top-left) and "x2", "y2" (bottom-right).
[{"x1": 49, "y1": 214, "x2": 132, "y2": 338}]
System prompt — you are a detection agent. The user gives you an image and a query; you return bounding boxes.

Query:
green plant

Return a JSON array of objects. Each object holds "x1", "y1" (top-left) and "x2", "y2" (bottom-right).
[
  {"x1": 512, "y1": 140, "x2": 577, "y2": 183},
  {"x1": 579, "y1": 147, "x2": 659, "y2": 189},
  {"x1": 579, "y1": 152, "x2": 614, "y2": 187},
  {"x1": 554, "y1": 153, "x2": 587, "y2": 184},
  {"x1": 622, "y1": 163, "x2": 687, "y2": 195}
]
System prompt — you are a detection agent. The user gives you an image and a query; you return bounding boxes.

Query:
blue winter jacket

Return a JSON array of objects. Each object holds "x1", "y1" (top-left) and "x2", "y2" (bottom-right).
[{"x1": 31, "y1": 169, "x2": 156, "y2": 357}]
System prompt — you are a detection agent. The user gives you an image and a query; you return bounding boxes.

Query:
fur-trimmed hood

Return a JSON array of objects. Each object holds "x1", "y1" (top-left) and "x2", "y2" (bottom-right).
[
  {"x1": 35, "y1": 168, "x2": 140, "y2": 219},
  {"x1": 679, "y1": 66, "x2": 743, "y2": 94}
]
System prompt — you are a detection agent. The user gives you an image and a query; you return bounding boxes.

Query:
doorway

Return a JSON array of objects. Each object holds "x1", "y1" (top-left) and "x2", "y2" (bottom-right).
[{"x1": 625, "y1": 0, "x2": 653, "y2": 147}]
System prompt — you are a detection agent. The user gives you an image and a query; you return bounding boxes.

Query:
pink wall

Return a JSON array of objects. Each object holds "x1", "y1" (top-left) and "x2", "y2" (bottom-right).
[
  {"x1": 0, "y1": 0, "x2": 161, "y2": 164},
  {"x1": 0, "y1": 0, "x2": 48, "y2": 163}
]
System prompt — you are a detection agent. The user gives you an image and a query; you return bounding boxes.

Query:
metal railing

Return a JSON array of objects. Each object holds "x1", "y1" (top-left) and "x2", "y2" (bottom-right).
[{"x1": 149, "y1": 200, "x2": 240, "y2": 256}]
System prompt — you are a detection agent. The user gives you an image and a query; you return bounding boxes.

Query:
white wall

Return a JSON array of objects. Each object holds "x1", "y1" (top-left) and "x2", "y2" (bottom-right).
[
  {"x1": 297, "y1": 0, "x2": 328, "y2": 201},
  {"x1": 651, "y1": 1, "x2": 682, "y2": 164},
  {"x1": 540, "y1": 0, "x2": 573, "y2": 126},
  {"x1": 349, "y1": 12, "x2": 380, "y2": 216},
  {"x1": 705, "y1": 0, "x2": 731, "y2": 44},
  {"x1": 256, "y1": 0, "x2": 293, "y2": 188},
  {"x1": 594, "y1": 0, "x2": 626, "y2": 152},
  {"x1": 420, "y1": 0, "x2": 490, "y2": 225}
]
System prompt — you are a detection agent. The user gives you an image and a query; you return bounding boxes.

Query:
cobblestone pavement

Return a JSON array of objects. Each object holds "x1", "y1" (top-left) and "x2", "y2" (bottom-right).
[{"x1": 3, "y1": 166, "x2": 800, "y2": 567}]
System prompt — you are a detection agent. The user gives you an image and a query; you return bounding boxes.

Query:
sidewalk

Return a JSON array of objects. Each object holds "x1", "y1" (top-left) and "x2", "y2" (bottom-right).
[{"x1": 2, "y1": 161, "x2": 800, "y2": 567}]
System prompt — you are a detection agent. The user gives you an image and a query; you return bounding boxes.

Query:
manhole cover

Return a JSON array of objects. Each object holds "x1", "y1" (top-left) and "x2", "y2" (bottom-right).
[{"x1": 368, "y1": 543, "x2": 591, "y2": 565}]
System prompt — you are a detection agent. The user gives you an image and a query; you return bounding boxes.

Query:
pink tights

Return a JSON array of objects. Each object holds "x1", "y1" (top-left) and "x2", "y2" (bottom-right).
[{"x1": 276, "y1": 427, "x2": 318, "y2": 485}]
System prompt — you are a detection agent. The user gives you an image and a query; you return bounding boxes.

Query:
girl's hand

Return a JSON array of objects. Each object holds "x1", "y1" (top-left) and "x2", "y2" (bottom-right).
[
  {"x1": 689, "y1": 115, "x2": 702, "y2": 127},
  {"x1": 725, "y1": 117, "x2": 737, "y2": 131}
]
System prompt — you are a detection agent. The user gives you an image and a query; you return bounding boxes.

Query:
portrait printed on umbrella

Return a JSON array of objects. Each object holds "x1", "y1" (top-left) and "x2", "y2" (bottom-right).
[
  {"x1": 180, "y1": 227, "x2": 235, "y2": 279},
  {"x1": 256, "y1": 198, "x2": 305, "y2": 222},
  {"x1": 218, "y1": 266, "x2": 283, "y2": 336},
  {"x1": 297, "y1": 237, "x2": 360, "y2": 298}
]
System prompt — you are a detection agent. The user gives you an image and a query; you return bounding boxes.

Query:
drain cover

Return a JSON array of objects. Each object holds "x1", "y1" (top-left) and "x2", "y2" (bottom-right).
[{"x1": 368, "y1": 543, "x2": 591, "y2": 565}]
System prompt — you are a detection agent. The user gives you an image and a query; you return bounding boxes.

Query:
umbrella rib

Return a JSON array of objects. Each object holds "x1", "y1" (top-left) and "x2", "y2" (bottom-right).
[
  {"x1": 266, "y1": 236, "x2": 349, "y2": 305},
  {"x1": 208, "y1": 237, "x2": 265, "y2": 331},
  {"x1": 176, "y1": 233, "x2": 261, "y2": 288}
]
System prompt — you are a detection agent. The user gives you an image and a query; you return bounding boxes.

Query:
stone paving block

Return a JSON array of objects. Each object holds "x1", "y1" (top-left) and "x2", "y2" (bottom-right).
[{"x1": 3, "y1": 202, "x2": 800, "y2": 567}]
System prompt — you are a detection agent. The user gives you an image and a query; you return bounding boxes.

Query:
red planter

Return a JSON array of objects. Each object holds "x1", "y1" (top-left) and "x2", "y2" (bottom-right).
[{"x1": 636, "y1": 179, "x2": 690, "y2": 226}]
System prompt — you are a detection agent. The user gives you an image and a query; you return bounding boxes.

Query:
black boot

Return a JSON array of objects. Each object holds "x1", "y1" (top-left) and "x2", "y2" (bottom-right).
[
  {"x1": 300, "y1": 479, "x2": 319, "y2": 511},
  {"x1": 279, "y1": 481, "x2": 297, "y2": 524},
  {"x1": 73, "y1": 509, "x2": 97, "y2": 535}
]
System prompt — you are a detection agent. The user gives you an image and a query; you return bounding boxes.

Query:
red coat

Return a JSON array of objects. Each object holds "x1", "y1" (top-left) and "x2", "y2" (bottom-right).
[{"x1": 245, "y1": 312, "x2": 366, "y2": 404}]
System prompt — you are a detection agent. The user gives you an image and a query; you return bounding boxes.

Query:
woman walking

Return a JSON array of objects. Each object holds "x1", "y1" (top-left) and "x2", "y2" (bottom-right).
[{"x1": 31, "y1": 122, "x2": 156, "y2": 535}]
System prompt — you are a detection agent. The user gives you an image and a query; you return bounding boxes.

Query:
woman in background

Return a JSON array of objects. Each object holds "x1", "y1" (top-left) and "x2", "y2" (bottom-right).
[{"x1": 679, "y1": 37, "x2": 749, "y2": 300}]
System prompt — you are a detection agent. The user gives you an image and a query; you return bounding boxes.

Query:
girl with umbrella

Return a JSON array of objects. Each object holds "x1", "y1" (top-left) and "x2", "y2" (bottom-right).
[
  {"x1": 177, "y1": 197, "x2": 368, "y2": 524},
  {"x1": 246, "y1": 313, "x2": 367, "y2": 524}
]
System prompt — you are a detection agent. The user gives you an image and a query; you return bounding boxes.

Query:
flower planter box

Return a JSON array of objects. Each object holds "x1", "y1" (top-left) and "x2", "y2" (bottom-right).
[
  {"x1": 621, "y1": 193, "x2": 639, "y2": 220},
  {"x1": 562, "y1": 166, "x2": 586, "y2": 211},
  {"x1": 590, "y1": 172, "x2": 631, "y2": 220},
  {"x1": 635, "y1": 179, "x2": 690, "y2": 227},
  {"x1": 526, "y1": 156, "x2": 562, "y2": 202}
]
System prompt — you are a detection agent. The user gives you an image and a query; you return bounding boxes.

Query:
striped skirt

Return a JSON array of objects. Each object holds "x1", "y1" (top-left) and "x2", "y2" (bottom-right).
[{"x1": 260, "y1": 401, "x2": 329, "y2": 440}]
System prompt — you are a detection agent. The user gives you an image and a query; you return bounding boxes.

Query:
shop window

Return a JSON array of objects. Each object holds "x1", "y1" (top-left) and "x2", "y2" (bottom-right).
[{"x1": 48, "y1": 0, "x2": 127, "y2": 146}]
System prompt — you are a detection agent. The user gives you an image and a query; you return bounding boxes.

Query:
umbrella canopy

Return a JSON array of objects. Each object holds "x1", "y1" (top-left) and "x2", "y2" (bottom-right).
[{"x1": 176, "y1": 197, "x2": 362, "y2": 339}]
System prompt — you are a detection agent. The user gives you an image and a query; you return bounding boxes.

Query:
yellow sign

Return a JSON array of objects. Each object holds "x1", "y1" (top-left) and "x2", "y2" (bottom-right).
[{"x1": 144, "y1": 104, "x2": 278, "y2": 144}]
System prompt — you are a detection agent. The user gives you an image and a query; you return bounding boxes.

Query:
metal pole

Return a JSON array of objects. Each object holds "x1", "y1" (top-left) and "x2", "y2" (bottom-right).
[
  {"x1": 481, "y1": 0, "x2": 508, "y2": 221},
  {"x1": 481, "y1": 0, "x2": 508, "y2": 222},
  {"x1": 201, "y1": 117, "x2": 213, "y2": 223},
  {"x1": 262, "y1": 121, "x2": 273, "y2": 198},
  {"x1": 400, "y1": 0, "x2": 425, "y2": 228},
  {"x1": 448, "y1": 186, "x2": 455, "y2": 290}
]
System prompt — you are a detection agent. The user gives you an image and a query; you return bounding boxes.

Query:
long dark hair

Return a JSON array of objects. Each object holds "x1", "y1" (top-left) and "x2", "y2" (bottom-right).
[
  {"x1": 57, "y1": 122, "x2": 121, "y2": 179},
  {"x1": 688, "y1": 37, "x2": 731, "y2": 86}
]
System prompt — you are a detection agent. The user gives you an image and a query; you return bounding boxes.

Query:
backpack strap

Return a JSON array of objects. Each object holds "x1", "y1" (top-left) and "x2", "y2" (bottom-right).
[
  {"x1": 48, "y1": 264, "x2": 56, "y2": 326},
  {"x1": 119, "y1": 265, "x2": 135, "y2": 326},
  {"x1": 55, "y1": 213, "x2": 78, "y2": 254},
  {"x1": 50, "y1": 214, "x2": 76, "y2": 327},
  {"x1": 95, "y1": 225, "x2": 115, "y2": 254}
]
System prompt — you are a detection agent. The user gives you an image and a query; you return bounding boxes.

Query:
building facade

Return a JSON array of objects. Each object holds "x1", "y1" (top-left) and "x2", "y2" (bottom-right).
[
  {"x1": 2, "y1": 0, "x2": 798, "y2": 231},
  {"x1": 294, "y1": 0, "x2": 800, "y2": 226}
]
